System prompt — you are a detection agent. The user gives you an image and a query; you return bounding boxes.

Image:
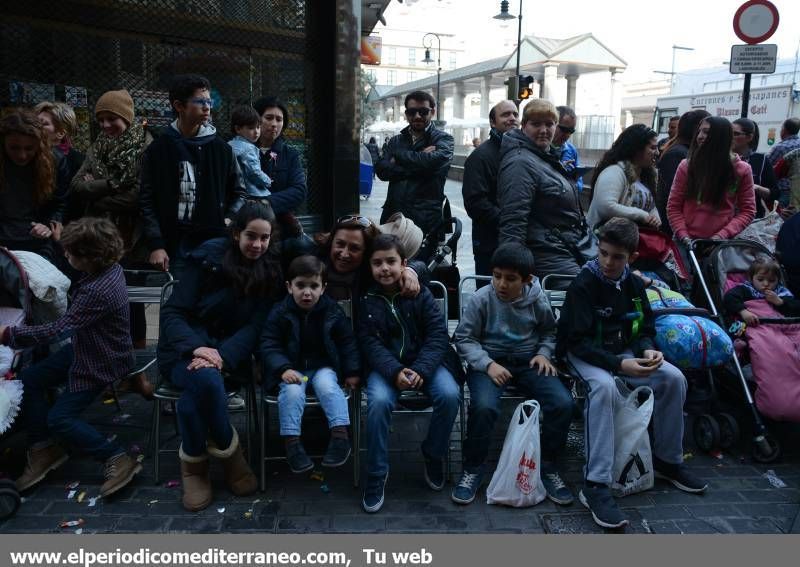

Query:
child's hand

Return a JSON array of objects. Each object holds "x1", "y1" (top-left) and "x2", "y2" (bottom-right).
[
  {"x1": 529, "y1": 355, "x2": 557, "y2": 376},
  {"x1": 192, "y1": 347, "x2": 222, "y2": 369},
  {"x1": 395, "y1": 368, "x2": 421, "y2": 390},
  {"x1": 344, "y1": 376, "x2": 360, "y2": 389},
  {"x1": 740, "y1": 309, "x2": 759, "y2": 326},
  {"x1": 49, "y1": 221, "x2": 62, "y2": 241},
  {"x1": 620, "y1": 358, "x2": 658, "y2": 377},
  {"x1": 281, "y1": 369, "x2": 304, "y2": 384},
  {"x1": 642, "y1": 349, "x2": 664, "y2": 369},
  {"x1": 487, "y1": 362, "x2": 512, "y2": 386},
  {"x1": 764, "y1": 290, "x2": 784, "y2": 306}
]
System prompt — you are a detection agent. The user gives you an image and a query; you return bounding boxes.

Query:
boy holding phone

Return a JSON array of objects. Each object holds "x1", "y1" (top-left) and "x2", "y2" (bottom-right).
[{"x1": 557, "y1": 218, "x2": 707, "y2": 529}]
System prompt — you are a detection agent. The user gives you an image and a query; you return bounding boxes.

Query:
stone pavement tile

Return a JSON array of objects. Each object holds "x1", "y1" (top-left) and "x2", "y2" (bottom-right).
[
  {"x1": 166, "y1": 516, "x2": 224, "y2": 533},
  {"x1": 276, "y1": 515, "x2": 332, "y2": 533},
  {"x1": 540, "y1": 510, "x2": 648, "y2": 534},
  {"x1": 330, "y1": 514, "x2": 388, "y2": 533},
  {"x1": 643, "y1": 520, "x2": 682, "y2": 534},
  {"x1": 384, "y1": 514, "x2": 493, "y2": 533},
  {"x1": 738, "y1": 489, "x2": 800, "y2": 503},
  {"x1": 724, "y1": 517, "x2": 785, "y2": 533},
  {"x1": 637, "y1": 505, "x2": 691, "y2": 521},
  {"x1": 649, "y1": 489, "x2": 743, "y2": 506},
  {"x1": 220, "y1": 513, "x2": 277, "y2": 533},
  {"x1": 113, "y1": 515, "x2": 171, "y2": 533},
  {"x1": 734, "y1": 502, "x2": 799, "y2": 531},
  {"x1": 0, "y1": 514, "x2": 64, "y2": 533},
  {"x1": 672, "y1": 519, "x2": 723, "y2": 534},
  {"x1": 485, "y1": 512, "x2": 543, "y2": 532},
  {"x1": 685, "y1": 503, "x2": 745, "y2": 518},
  {"x1": 9, "y1": 498, "x2": 50, "y2": 514}
]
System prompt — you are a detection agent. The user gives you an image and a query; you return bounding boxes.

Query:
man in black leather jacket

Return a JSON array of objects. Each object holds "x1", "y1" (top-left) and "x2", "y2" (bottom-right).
[{"x1": 375, "y1": 91, "x2": 453, "y2": 260}]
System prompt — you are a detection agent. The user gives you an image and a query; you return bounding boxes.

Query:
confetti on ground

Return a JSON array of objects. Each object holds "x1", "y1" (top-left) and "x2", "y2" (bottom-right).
[
  {"x1": 710, "y1": 449, "x2": 723, "y2": 460},
  {"x1": 641, "y1": 519, "x2": 653, "y2": 534},
  {"x1": 763, "y1": 469, "x2": 788, "y2": 488},
  {"x1": 244, "y1": 511, "x2": 253, "y2": 519},
  {"x1": 682, "y1": 452, "x2": 693, "y2": 461},
  {"x1": 77, "y1": 492, "x2": 86, "y2": 503},
  {"x1": 148, "y1": 500, "x2": 159, "y2": 506},
  {"x1": 310, "y1": 471, "x2": 324, "y2": 481},
  {"x1": 59, "y1": 519, "x2": 84, "y2": 528},
  {"x1": 112, "y1": 413, "x2": 131, "y2": 423},
  {"x1": 103, "y1": 398, "x2": 115, "y2": 405},
  {"x1": 320, "y1": 483, "x2": 330, "y2": 494},
  {"x1": 217, "y1": 507, "x2": 225, "y2": 514},
  {"x1": 88, "y1": 497, "x2": 98, "y2": 508},
  {"x1": 165, "y1": 480, "x2": 180, "y2": 488},
  {"x1": 129, "y1": 444, "x2": 142, "y2": 454},
  {"x1": 67, "y1": 490, "x2": 76, "y2": 500},
  {"x1": 74, "y1": 528, "x2": 83, "y2": 535},
  {"x1": 66, "y1": 481, "x2": 80, "y2": 490},
  {"x1": 106, "y1": 434, "x2": 117, "y2": 443}
]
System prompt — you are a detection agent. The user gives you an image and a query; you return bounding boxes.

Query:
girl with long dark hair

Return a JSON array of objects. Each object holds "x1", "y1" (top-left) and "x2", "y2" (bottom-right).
[
  {"x1": 157, "y1": 201, "x2": 281, "y2": 512},
  {"x1": 667, "y1": 116, "x2": 756, "y2": 243},
  {"x1": 732, "y1": 118, "x2": 779, "y2": 217},
  {"x1": 587, "y1": 124, "x2": 660, "y2": 229}
]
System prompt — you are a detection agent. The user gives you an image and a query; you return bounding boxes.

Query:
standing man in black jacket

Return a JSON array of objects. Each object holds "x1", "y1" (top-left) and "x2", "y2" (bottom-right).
[
  {"x1": 139, "y1": 74, "x2": 245, "y2": 278},
  {"x1": 375, "y1": 91, "x2": 453, "y2": 261},
  {"x1": 462, "y1": 100, "x2": 519, "y2": 277}
]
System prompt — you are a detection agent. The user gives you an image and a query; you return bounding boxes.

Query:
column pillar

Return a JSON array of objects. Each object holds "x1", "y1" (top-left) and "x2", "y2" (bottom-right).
[
  {"x1": 609, "y1": 67, "x2": 622, "y2": 138},
  {"x1": 452, "y1": 81, "x2": 466, "y2": 149},
  {"x1": 480, "y1": 75, "x2": 492, "y2": 139},
  {"x1": 565, "y1": 74, "x2": 578, "y2": 108},
  {"x1": 392, "y1": 97, "x2": 402, "y2": 124},
  {"x1": 542, "y1": 63, "x2": 558, "y2": 103},
  {"x1": 376, "y1": 100, "x2": 386, "y2": 122}
]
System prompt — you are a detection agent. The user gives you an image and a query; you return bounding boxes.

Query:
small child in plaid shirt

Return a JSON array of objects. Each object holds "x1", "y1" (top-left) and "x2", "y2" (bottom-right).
[{"x1": 0, "y1": 217, "x2": 140, "y2": 497}]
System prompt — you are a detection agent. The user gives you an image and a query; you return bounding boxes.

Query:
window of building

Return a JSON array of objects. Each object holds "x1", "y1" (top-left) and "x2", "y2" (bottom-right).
[
  {"x1": 387, "y1": 70, "x2": 396, "y2": 85},
  {"x1": 449, "y1": 51, "x2": 457, "y2": 69},
  {"x1": 407, "y1": 71, "x2": 416, "y2": 82},
  {"x1": 408, "y1": 47, "x2": 416, "y2": 67},
  {"x1": 387, "y1": 47, "x2": 396, "y2": 65}
]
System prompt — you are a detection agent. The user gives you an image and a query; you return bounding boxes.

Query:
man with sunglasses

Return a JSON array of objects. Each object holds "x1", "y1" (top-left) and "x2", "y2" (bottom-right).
[
  {"x1": 140, "y1": 73, "x2": 245, "y2": 279},
  {"x1": 552, "y1": 106, "x2": 583, "y2": 192},
  {"x1": 375, "y1": 91, "x2": 454, "y2": 261}
]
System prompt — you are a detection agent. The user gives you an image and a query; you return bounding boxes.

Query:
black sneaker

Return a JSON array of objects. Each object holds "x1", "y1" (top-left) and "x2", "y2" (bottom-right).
[
  {"x1": 654, "y1": 457, "x2": 708, "y2": 493},
  {"x1": 285, "y1": 442, "x2": 314, "y2": 474},
  {"x1": 541, "y1": 465, "x2": 574, "y2": 505},
  {"x1": 579, "y1": 484, "x2": 628, "y2": 529},
  {"x1": 422, "y1": 449, "x2": 445, "y2": 491},
  {"x1": 451, "y1": 467, "x2": 484, "y2": 505},
  {"x1": 362, "y1": 473, "x2": 388, "y2": 513},
  {"x1": 322, "y1": 438, "x2": 351, "y2": 468}
]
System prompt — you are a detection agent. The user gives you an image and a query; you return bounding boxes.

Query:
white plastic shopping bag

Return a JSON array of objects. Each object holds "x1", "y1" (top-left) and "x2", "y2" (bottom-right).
[
  {"x1": 611, "y1": 380, "x2": 655, "y2": 497},
  {"x1": 486, "y1": 399, "x2": 546, "y2": 507}
]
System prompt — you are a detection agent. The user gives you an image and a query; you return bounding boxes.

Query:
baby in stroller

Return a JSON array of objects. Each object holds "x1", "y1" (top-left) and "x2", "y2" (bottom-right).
[{"x1": 723, "y1": 255, "x2": 800, "y2": 423}]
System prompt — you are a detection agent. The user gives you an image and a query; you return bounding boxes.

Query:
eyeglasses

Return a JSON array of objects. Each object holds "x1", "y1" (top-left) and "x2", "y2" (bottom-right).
[
  {"x1": 557, "y1": 124, "x2": 576, "y2": 134},
  {"x1": 336, "y1": 215, "x2": 373, "y2": 228},
  {"x1": 404, "y1": 107, "x2": 431, "y2": 117},
  {"x1": 189, "y1": 97, "x2": 214, "y2": 108},
  {"x1": 732, "y1": 131, "x2": 748, "y2": 137}
]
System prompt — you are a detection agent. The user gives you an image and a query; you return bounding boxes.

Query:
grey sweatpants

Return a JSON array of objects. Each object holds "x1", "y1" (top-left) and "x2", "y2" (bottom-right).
[{"x1": 568, "y1": 351, "x2": 688, "y2": 485}]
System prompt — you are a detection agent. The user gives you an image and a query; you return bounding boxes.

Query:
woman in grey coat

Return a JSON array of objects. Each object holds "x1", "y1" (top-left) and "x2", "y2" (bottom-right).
[{"x1": 497, "y1": 99, "x2": 589, "y2": 286}]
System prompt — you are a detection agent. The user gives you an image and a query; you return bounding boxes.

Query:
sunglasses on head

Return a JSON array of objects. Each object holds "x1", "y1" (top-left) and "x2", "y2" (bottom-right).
[
  {"x1": 557, "y1": 124, "x2": 576, "y2": 134},
  {"x1": 405, "y1": 107, "x2": 431, "y2": 117},
  {"x1": 336, "y1": 215, "x2": 373, "y2": 228}
]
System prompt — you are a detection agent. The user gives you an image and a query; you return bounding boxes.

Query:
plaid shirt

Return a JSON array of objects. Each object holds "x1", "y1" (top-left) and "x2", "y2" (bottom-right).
[
  {"x1": 768, "y1": 135, "x2": 800, "y2": 199},
  {"x1": 5, "y1": 263, "x2": 133, "y2": 392}
]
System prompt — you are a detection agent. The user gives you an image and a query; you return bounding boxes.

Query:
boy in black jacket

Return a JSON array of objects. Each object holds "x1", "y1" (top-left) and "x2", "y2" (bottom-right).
[
  {"x1": 358, "y1": 234, "x2": 462, "y2": 513},
  {"x1": 261, "y1": 255, "x2": 359, "y2": 474},
  {"x1": 139, "y1": 74, "x2": 245, "y2": 278},
  {"x1": 557, "y1": 218, "x2": 706, "y2": 530}
]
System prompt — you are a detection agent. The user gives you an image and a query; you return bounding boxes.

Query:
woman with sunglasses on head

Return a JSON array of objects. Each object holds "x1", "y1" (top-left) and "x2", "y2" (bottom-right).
[
  {"x1": 732, "y1": 118, "x2": 778, "y2": 218},
  {"x1": 587, "y1": 124, "x2": 660, "y2": 230},
  {"x1": 667, "y1": 116, "x2": 756, "y2": 245}
]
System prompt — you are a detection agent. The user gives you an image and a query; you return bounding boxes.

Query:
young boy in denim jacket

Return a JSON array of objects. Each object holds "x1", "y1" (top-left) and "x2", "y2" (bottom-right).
[
  {"x1": 261, "y1": 255, "x2": 359, "y2": 473},
  {"x1": 229, "y1": 105, "x2": 272, "y2": 200},
  {"x1": 453, "y1": 243, "x2": 574, "y2": 506},
  {"x1": 358, "y1": 234, "x2": 462, "y2": 513},
  {"x1": 1, "y1": 218, "x2": 139, "y2": 497},
  {"x1": 557, "y1": 217, "x2": 707, "y2": 530}
]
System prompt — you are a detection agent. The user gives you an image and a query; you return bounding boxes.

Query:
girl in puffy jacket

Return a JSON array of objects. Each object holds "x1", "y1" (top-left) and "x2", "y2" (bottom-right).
[{"x1": 667, "y1": 116, "x2": 756, "y2": 244}]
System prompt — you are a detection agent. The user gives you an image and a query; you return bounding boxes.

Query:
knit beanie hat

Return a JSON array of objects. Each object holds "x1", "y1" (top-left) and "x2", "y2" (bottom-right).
[
  {"x1": 95, "y1": 90, "x2": 135, "y2": 125},
  {"x1": 378, "y1": 213, "x2": 423, "y2": 258}
]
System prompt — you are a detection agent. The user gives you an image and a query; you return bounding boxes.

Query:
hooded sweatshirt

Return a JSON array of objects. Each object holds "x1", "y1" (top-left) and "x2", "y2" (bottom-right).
[{"x1": 454, "y1": 278, "x2": 556, "y2": 371}]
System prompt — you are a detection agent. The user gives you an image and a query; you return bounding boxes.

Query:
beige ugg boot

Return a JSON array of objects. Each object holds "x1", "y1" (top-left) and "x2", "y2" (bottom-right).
[
  {"x1": 207, "y1": 429, "x2": 257, "y2": 496},
  {"x1": 179, "y1": 445, "x2": 212, "y2": 512}
]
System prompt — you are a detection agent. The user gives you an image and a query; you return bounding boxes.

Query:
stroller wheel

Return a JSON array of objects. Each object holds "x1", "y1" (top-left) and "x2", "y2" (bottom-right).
[
  {"x1": 716, "y1": 413, "x2": 740, "y2": 450},
  {"x1": 751, "y1": 434, "x2": 781, "y2": 464},
  {"x1": 0, "y1": 485, "x2": 21, "y2": 520},
  {"x1": 693, "y1": 414, "x2": 720, "y2": 452}
]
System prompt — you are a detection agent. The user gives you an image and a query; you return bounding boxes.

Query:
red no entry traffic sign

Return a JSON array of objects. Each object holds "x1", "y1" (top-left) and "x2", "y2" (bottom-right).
[{"x1": 733, "y1": 0, "x2": 779, "y2": 45}]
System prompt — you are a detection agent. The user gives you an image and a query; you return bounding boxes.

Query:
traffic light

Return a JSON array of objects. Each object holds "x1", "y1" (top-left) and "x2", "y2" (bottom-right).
[
  {"x1": 518, "y1": 75, "x2": 534, "y2": 100},
  {"x1": 504, "y1": 75, "x2": 519, "y2": 101}
]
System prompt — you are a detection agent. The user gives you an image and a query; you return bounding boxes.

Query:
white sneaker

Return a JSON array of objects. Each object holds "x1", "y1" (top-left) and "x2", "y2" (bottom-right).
[{"x1": 227, "y1": 393, "x2": 246, "y2": 412}]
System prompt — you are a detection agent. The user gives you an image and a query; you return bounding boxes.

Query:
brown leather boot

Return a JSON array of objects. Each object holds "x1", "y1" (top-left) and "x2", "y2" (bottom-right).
[
  {"x1": 129, "y1": 372, "x2": 155, "y2": 400},
  {"x1": 179, "y1": 446, "x2": 212, "y2": 512},
  {"x1": 207, "y1": 429, "x2": 257, "y2": 496},
  {"x1": 15, "y1": 443, "x2": 69, "y2": 491},
  {"x1": 100, "y1": 453, "x2": 142, "y2": 497}
]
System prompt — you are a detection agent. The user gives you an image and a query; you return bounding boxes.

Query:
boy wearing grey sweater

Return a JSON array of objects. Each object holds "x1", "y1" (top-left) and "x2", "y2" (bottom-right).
[{"x1": 451, "y1": 243, "x2": 575, "y2": 506}]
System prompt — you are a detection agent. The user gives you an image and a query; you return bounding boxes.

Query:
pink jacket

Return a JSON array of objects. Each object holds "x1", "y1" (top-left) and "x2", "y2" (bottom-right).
[{"x1": 667, "y1": 155, "x2": 756, "y2": 240}]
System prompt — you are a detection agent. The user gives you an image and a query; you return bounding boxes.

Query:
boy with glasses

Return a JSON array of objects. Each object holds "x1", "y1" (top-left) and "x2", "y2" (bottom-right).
[
  {"x1": 552, "y1": 106, "x2": 583, "y2": 191},
  {"x1": 140, "y1": 73, "x2": 245, "y2": 278},
  {"x1": 375, "y1": 90, "x2": 453, "y2": 262}
]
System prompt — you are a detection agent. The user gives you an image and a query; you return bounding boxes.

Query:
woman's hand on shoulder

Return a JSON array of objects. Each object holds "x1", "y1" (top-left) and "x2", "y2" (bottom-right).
[{"x1": 399, "y1": 266, "x2": 420, "y2": 297}]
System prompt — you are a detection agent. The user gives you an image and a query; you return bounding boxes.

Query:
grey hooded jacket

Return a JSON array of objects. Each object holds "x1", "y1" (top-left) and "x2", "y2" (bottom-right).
[
  {"x1": 454, "y1": 279, "x2": 556, "y2": 371},
  {"x1": 497, "y1": 127, "x2": 585, "y2": 279}
]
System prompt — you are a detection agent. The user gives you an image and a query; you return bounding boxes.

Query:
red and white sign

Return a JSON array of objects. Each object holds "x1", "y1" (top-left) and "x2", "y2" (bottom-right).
[{"x1": 733, "y1": 0, "x2": 779, "y2": 45}]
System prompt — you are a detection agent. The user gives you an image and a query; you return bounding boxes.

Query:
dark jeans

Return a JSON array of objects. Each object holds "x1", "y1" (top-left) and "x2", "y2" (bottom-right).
[
  {"x1": 473, "y1": 252, "x2": 492, "y2": 289},
  {"x1": 463, "y1": 358, "x2": 574, "y2": 469},
  {"x1": 20, "y1": 345, "x2": 124, "y2": 461},
  {"x1": 170, "y1": 364, "x2": 234, "y2": 457}
]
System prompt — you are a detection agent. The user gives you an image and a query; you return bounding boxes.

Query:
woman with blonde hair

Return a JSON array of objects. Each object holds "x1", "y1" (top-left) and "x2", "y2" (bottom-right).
[
  {"x1": 35, "y1": 101, "x2": 85, "y2": 183},
  {"x1": 497, "y1": 99, "x2": 592, "y2": 285},
  {"x1": 0, "y1": 109, "x2": 69, "y2": 260}
]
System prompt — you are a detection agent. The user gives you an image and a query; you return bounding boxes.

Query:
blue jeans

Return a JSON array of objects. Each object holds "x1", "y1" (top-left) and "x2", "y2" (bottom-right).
[
  {"x1": 20, "y1": 345, "x2": 124, "y2": 461},
  {"x1": 170, "y1": 364, "x2": 234, "y2": 457},
  {"x1": 278, "y1": 367, "x2": 350, "y2": 436},
  {"x1": 463, "y1": 361, "x2": 574, "y2": 469},
  {"x1": 366, "y1": 366, "x2": 461, "y2": 478}
]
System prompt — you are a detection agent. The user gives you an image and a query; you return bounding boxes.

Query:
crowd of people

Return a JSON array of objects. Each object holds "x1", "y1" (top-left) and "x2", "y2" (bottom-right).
[{"x1": 2, "y1": 77, "x2": 800, "y2": 530}]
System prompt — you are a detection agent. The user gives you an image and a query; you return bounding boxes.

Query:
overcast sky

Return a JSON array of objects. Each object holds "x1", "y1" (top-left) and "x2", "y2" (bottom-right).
[{"x1": 380, "y1": 0, "x2": 800, "y2": 83}]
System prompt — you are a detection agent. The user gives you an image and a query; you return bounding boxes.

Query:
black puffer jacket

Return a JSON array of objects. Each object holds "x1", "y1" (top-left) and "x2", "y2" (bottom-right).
[
  {"x1": 497, "y1": 128, "x2": 585, "y2": 279},
  {"x1": 462, "y1": 128, "x2": 502, "y2": 256},
  {"x1": 375, "y1": 122, "x2": 454, "y2": 235}
]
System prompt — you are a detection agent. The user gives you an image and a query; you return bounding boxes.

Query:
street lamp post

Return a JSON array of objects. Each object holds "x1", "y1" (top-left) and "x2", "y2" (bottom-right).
[
  {"x1": 421, "y1": 32, "x2": 442, "y2": 116},
  {"x1": 494, "y1": 0, "x2": 522, "y2": 102},
  {"x1": 655, "y1": 45, "x2": 694, "y2": 94}
]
